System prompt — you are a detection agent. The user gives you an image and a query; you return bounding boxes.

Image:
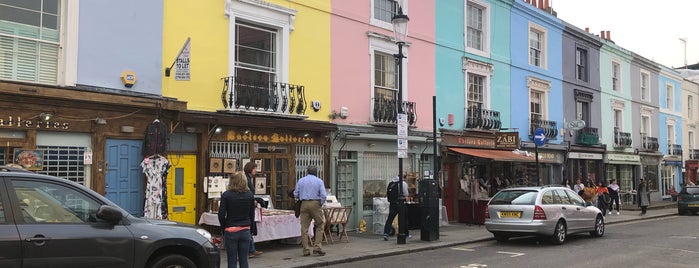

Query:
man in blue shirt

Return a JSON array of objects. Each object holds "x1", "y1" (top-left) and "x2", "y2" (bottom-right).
[{"x1": 293, "y1": 165, "x2": 327, "y2": 256}]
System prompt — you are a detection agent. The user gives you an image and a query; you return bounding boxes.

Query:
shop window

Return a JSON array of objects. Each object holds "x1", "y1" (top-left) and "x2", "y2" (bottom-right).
[
  {"x1": 362, "y1": 152, "x2": 414, "y2": 211},
  {"x1": 295, "y1": 145, "x2": 324, "y2": 180},
  {"x1": 37, "y1": 145, "x2": 86, "y2": 185}
]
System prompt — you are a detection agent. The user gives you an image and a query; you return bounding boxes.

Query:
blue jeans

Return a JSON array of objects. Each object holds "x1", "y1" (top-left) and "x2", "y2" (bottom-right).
[
  {"x1": 383, "y1": 202, "x2": 409, "y2": 236},
  {"x1": 249, "y1": 236, "x2": 256, "y2": 253},
  {"x1": 224, "y1": 229, "x2": 251, "y2": 268}
]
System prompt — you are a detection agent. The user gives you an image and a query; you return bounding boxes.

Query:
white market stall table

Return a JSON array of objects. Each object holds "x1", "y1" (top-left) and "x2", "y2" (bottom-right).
[{"x1": 199, "y1": 209, "x2": 303, "y2": 243}]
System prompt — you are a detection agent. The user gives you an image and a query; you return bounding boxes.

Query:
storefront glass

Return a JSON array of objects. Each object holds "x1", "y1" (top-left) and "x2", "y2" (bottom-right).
[{"x1": 606, "y1": 165, "x2": 634, "y2": 192}]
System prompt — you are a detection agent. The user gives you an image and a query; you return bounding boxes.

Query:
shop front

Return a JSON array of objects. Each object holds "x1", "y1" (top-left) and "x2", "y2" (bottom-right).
[
  {"x1": 566, "y1": 146, "x2": 605, "y2": 186},
  {"x1": 640, "y1": 153, "x2": 662, "y2": 201},
  {"x1": 686, "y1": 160, "x2": 699, "y2": 185},
  {"x1": 661, "y1": 156, "x2": 683, "y2": 199},
  {"x1": 604, "y1": 152, "x2": 642, "y2": 201},
  {"x1": 519, "y1": 143, "x2": 566, "y2": 185}
]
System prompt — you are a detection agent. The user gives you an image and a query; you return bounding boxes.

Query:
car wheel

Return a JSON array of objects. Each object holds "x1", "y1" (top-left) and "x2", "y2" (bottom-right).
[
  {"x1": 148, "y1": 254, "x2": 196, "y2": 268},
  {"x1": 550, "y1": 220, "x2": 566, "y2": 245},
  {"x1": 493, "y1": 233, "x2": 509, "y2": 242},
  {"x1": 590, "y1": 215, "x2": 605, "y2": 237}
]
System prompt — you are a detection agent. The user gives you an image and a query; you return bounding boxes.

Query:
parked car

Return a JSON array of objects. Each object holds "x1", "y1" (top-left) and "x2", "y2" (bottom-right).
[
  {"x1": 677, "y1": 186, "x2": 699, "y2": 215},
  {"x1": 484, "y1": 185, "x2": 604, "y2": 245},
  {"x1": 0, "y1": 165, "x2": 220, "y2": 268}
]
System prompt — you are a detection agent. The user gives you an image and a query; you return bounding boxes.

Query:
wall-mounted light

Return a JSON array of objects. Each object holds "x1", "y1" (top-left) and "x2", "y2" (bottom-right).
[
  {"x1": 39, "y1": 113, "x2": 53, "y2": 121},
  {"x1": 214, "y1": 127, "x2": 222, "y2": 134},
  {"x1": 94, "y1": 118, "x2": 107, "y2": 125},
  {"x1": 303, "y1": 133, "x2": 310, "y2": 137},
  {"x1": 244, "y1": 129, "x2": 251, "y2": 135}
]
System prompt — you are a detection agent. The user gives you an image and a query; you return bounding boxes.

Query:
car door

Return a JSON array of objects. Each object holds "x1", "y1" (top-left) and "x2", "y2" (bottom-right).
[
  {"x1": 553, "y1": 189, "x2": 578, "y2": 231},
  {"x1": 564, "y1": 189, "x2": 596, "y2": 230},
  {"x1": 9, "y1": 178, "x2": 135, "y2": 268},
  {"x1": 0, "y1": 178, "x2": 21, "y2": 268}
]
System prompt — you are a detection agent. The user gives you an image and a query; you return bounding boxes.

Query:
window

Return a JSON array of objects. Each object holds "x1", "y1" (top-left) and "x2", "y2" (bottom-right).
[
  {"x1": 528, "y1": 77, "x2": 550, "y2": 122},
  {"x1": 666, "y1": 84, "x2": 674, "y2": 110},
  {"x1": 576, "y1": 101, "x2": 590, "y2": 123},
  {"x1": 37, "y1": 145, "x2": 87, "y2": 185},
  {"x1": 0, "y1": 0, "x2": 61, "y2": 84},
  {"x1": 467, "y1": 73, "x2": 485, "y2": 108},
  {"x1": 641, "y1": 115, "x2": 650, "y2": 135},
  {"x1": 373, "y1": 0, "x2": 398, "y2": 24},
  {"x1": 530, "y1": 90, "x2": 543, "y2": 121},
  {"x1": 689, "y1": 131, "x2": 695, "y2": 150},
  {"x1": 576, "y1": 48, "x2": 588, "y2": 81},
  {"x1": 465, "y1": 0, "x2": 489, "y2": 56},
  {"x1": 528, "y1": 24, "x2": 546, "y2": 68},
  {"x1": 612, "y1": 61, "x2": 621, "y2": 91},
  {"x1": 374, "y1": 51, "x2": 397, "y2": 103},
  {"x1": 235, "y1": 22, "x2": 277, "y2": 84},
  {"x1": 667, "y1": 124, "x2": 675, "y2": 145},
  {"x1": 12, "y1": 179, "x2": 102, "y2": 224},
  {"x1": 613, "y1": 109, "x2": 622, "y2": 130},
  {"x1": 640, "y1": 71, "x2": 650, "y2": 101},
  {"x1": 688, "y1": 95, "x2": 694, "y2": 119}
]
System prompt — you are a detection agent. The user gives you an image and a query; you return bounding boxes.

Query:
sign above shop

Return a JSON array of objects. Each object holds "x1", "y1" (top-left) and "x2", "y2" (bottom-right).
[
  {"x1": 495, "y1": 132, "x2": 519, "y2": 150},
  {"x1": 0, "y1": 116, "x2": 69, "y2": 129}
]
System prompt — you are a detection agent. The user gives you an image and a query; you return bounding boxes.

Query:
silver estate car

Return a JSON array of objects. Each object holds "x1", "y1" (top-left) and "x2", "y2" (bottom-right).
[{"x1": 484, "y1": 185, "x2": 604, "y2": 244}]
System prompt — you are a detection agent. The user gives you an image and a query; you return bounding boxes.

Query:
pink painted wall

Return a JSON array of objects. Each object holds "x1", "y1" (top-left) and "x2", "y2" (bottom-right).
[{"x1": 330, "y1": 0, "x2": 435, "y2": 132}]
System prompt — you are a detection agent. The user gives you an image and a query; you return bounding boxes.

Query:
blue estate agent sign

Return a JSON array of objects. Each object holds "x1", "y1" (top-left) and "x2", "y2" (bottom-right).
[{"x1": 533, "y1": 128, "x2": 546, "y2": 146}]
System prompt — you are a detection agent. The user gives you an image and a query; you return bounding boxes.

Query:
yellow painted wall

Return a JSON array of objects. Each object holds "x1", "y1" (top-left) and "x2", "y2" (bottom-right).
[{"x1": 162, "y1": 0, "x2": 228, "y2": 111}]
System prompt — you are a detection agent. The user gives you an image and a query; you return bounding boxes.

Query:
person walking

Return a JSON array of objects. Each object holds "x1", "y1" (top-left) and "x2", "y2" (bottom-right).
[
  {"x1": 293, "y1": 165, "x2": 327, "y2": 257},
  {"x1": 595, "y1": 181, "x2": 610, "y2": 216},
  {"x1": 243, "y1": 162, "x2": 263, "y2": 258},
  {"x1": 383, "y1": 175, "x2": 410, "y2": 241},
  {"x1": 636, "y1": 178, "x2": 650, "y2": 215},
  {"x1": 607, "y1": 179, "x2": 621, "y2": 215},
  {"x1": 582, "y1": 180, "x2": 597, "y2": 203},
  {"x1": 573, "y1": 178, "x2": 585, "y2": 195},
  {"x1": 218, "y1": 171, "x2": 255, "y2": 268}
]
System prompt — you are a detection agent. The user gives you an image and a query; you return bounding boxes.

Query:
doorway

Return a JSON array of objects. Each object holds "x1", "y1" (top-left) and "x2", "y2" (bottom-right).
[
  {"x1": 255, "y1": 153, "x2": 294, "y2": 210},
  {"x1": 167, "y1": 154, "x2": 197, "y2": 224}
]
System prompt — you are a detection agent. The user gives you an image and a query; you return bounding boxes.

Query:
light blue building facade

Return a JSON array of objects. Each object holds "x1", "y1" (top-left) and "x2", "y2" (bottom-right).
[{"x1": 658, "y1": 67, "x2": 684, "y2": 198}]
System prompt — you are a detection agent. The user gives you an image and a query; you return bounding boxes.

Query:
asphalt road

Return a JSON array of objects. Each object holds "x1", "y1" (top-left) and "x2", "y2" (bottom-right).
[{"x1": 330, "y1": 216, "x2": 699, "y2": 268}]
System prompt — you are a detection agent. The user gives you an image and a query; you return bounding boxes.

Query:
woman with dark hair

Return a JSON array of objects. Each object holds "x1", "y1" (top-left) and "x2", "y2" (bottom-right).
[
  {"x1": 636, "y1": 178, "x2": 650, "y2": 215},
  {"x1": 218, "y1": 171, "x2": 255, "y2": 268},
  {"x1": 243, "y1": 161, "x2": 263, "y2": 258}
]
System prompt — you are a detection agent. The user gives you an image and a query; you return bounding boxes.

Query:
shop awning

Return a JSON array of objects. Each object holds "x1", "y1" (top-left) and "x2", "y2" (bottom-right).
[{"x1": 448, "y1": 147, "x2": 537, "y2": 162}]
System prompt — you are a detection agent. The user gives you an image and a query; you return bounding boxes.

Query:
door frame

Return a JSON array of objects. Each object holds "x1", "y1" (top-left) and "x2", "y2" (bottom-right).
[{"x1": 252, "y1": 152, "x2": 295, "y2": 210}]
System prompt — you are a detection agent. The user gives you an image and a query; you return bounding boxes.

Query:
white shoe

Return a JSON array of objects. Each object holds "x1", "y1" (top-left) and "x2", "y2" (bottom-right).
[
  {"x1": 608, "y1": 211, "x2": 612, "y2": 215},
  {"x1": 616, "y1": 211, "x2": 620, "y2": 215}
]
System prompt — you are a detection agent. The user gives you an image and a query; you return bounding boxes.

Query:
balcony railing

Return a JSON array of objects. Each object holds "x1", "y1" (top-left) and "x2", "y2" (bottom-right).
[
  {"x1": 613, "y1": 128, "x2": 632, "y2": 147},
  {"x1": 221, "y1": 76, "x2": 307, "y2": 115},
  {"x1": 641, "y1": 134, "x2": 659, "y2": 151},
  {"x1": 668, "y1": 144, "x2": 683, "y2": 156},
  {"x1": 372, "y1": 91, "x2": 417, "y2": 126},
  {"x1": 690, "y1": 149, "x2": 699, "y2": 160},
  {"x1": 529, "y1": 118, "x2": 558, "y2": 140},
  {"x1": 465, "y1": 105, "x2": 502, "y2": 130},
  {"x1": 576, "y1": 127, "x2": 599, "y2": 145}
]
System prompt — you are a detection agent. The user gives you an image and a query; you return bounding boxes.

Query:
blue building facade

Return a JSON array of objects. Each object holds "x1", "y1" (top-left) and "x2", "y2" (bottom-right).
[{"x1": 658, "y1": 67, "x2": 684, "y2": 198}]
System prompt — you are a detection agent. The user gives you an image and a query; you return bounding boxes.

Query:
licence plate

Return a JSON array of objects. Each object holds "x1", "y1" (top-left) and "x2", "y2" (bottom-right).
[
  {"x1": 688, "y1": 204, "x2": 699, "y2": 207},
  {"x1": 499, "y1": 211, "x2": 522, "y2": 218}
]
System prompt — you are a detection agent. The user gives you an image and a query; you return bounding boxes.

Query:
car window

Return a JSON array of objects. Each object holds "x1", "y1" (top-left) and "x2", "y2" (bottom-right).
[
  {"x1": 541, "y1": 191, "x2": 554, "y2": 204},
  {"x1": 0, "y1": 193, "x2": 5, "y2": 223},
  {"x1": 564, "y1": 189, "x2": 585, "y2": 206},
  {"x1": 12, "y1": 179, "x2": 103, "y2": 224},
  {"x1": 683, "y1": 187, "x2": 699, "y2": 194},
  {"x1": 490, "y1": 190, "x2": 537, "y2": 205},
  {"x1": 555, "y1": 189, "x2": 573, "y2": 205}
]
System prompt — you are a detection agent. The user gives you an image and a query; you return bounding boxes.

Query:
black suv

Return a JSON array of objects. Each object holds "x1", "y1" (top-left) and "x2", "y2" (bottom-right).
[{"x1": 0, "y1": 166, "x2": 220, "y2": 268}]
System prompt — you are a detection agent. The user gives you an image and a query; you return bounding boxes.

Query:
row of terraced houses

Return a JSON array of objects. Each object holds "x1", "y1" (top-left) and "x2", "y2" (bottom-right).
[{"x1": 2, "y1": 0, "x2": 698, "y2": 232}]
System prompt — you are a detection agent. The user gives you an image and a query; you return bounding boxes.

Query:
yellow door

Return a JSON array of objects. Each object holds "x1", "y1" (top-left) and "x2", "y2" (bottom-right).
[{"x1": 167, "y1": 154, "x2": 197, "y2": 224}]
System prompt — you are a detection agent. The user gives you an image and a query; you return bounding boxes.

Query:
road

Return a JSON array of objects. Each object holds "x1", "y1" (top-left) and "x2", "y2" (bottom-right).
[{"x1": 330, "y1": 216, "x2": 698, "y2": 268}]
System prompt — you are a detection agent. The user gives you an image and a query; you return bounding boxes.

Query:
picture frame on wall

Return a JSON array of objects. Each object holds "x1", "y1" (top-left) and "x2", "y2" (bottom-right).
[
  {"x1": 14, "y1": 149, "x2": 44, "y2": 170},
  {"x1": 242, "y1": 158, "x2": 251, "y2": 171},
  {"x1": 254, "y1": 159, "x2": 262, "y2": 172},
  {"x1": 209, "y1": 158, "x2": 223, "y2": 173},
  {"x1": 223, "y1": 159, "x2": 237, "y2": 174},
  {"x1": 254, "y1": 176, "x2": 266, "y2": 194}
]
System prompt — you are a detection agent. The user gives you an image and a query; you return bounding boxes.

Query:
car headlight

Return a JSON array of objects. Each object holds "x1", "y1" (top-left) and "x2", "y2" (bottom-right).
[{"x1": 196, "y1": 228, "x2": 213, "y2": 242}]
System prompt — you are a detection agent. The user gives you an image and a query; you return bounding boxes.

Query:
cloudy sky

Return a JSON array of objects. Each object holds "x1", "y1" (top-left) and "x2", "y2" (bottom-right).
[{"x1": 551, "y1": 0, "x2": 697, "y2": 68}]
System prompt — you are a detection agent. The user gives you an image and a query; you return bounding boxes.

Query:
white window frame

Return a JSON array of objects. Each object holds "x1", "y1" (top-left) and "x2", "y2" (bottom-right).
[
  {"x1": 613, "y1": 109, "x2": 623, "y2": 131},
  {"x1": 611, "y1": 60, "x2": 621, "y2": 92},
  {"x1": 689, "y1": 95, "x2": 694, "y2": 119},
  {"x1": 640, "y1": 69, "x2": 650, "y2": 102},
  {"x1": 666, "y1": 83, "x2": 674, "y2": 110},
  {"x1": 369, "y1": 33, "x2": 408, "y2": 121},
  {"x1": 465, "y1": 0, "x2": 490, "y2": 57},
  {"x1": 528, "y1": 22, "x2": 547, "y2": 69},
  {"x1": 225, "y1": 0, "x2": 295, "y2": 86},
  {"x1": 370, "y1": 0, "x2": 409, "y2": 30},
  {"x1": 689, "y1": 131, "x2": 695, "y2": 150},
  {"x1": 641, "y1": 114, "x2": 650, "y2": 135},
  {"x1": 667, "y1": 123, "x2": 675, "y2": 145},
  {"x1": 527, "y1": 76, "x2": 551, "y2": 121},
  {"x1": 463, "y1": 58, "x2": 492, "y2": 111},
  {"x1": 575, "y1": 47, "x2": 588, "y2": 81}
]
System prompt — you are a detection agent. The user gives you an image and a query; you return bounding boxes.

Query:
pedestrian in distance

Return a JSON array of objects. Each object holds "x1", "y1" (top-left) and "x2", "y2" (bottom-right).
[
  {"x1": 383, "y1": 175, "x2": 410, "y2": 241},
  {"x1": 293, "y1": 165, "x2": 327, "y2": 257},
  {"x1": 582, "y1": 180, "x2": 597, "y2": 204},
  {"x1": 607, "y1": 179, "x2": 621, "y2": 215},
  {"x1": 243, "y1": 161, "x2": 263, "y2": 258},
  {"x1": 573, "y1": 178, "x2": 585, "y2": 195},
  {"x1": 636, "y1": 178, "x2": 650, "y2": 215},
  {"x1": 596, "y1": 181, "x2": 610, "y2": 216},
  {"x1": 218, "y1": 171, "x2": 256, "y2": 268}
]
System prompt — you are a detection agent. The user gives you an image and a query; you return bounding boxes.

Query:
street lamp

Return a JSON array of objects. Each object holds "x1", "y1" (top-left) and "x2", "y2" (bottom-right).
[{"x1": 392, "y1": 3, "x2": 409, "y2": 245}]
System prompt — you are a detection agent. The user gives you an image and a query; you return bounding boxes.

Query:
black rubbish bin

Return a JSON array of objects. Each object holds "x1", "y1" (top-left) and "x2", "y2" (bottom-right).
[{"x1": 419, "y1": 179, "x2": 439, "y2": 241}]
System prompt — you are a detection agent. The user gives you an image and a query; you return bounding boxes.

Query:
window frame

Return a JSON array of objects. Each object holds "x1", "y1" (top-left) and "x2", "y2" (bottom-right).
[
  {"x1": 667, "y1": 123, "x2": 675, "y2": 145},
  {"x1": 370, "y1": 0, "x2": 408, "y2": 30},
  {"x1": 640, "y1": 70, "x2": 650, "y2": 102},
  {"x1": 465, "y1": 0, "x2": 490, "y2": 57},
  {"x1": 666, "y1": 83, "x2": 674, "y2": 110},
  {"x1": 689, "y1": 131, "x2": 695, "y2": 150},
  {"x1": 463, "y1": 58, "x2": 493, "y2": 111},
  {"x1": 575, "y1": 47, "x2": 588, "y2": 82},
  {"x1": 688, "y1": 95, "x2": 694, "y2": 119},
  {"x1": 613, "y1": 109, "x2": 623, "y2": 131},
  {"x1": 369, "y1": 34, "x2": 407, "y2": 122},
  {"x1": 641, "y1": 114, "x2": 650, "y2": 135},
  {"x1": 528, "y1": 77, "x2": 550, "y2": 121},
  {"x1": 611, "y1": 61, "x2": 621, "y2": 92},
  {"x1": 528, "y1": 22, "x2": 547, "y2": 69}
]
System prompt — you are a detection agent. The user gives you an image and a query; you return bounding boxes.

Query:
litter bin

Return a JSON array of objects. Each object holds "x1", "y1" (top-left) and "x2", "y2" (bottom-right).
[{"x1": 419, "y1": 179, "x2": 439, "y2": 241}]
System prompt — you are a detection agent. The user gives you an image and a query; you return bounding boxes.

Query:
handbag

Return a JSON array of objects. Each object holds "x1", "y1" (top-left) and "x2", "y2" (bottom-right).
[{"x1": 294, "y1": 200, "x2": 302, "y2": 218}]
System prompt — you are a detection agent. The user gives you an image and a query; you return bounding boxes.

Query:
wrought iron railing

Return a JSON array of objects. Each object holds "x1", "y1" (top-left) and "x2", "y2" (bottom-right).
[
  {"x1": 613, "y1": 128, "x2": 632, "y2": 147},
  {"x1": 641, "y1": 134, "x2": 659, "y2": 151},
  {"x1": 529, "y1": 118, "x2": 558, "y2": 140},
  {"x1": 690, "y1": 149, "x2": 699, "y2": 160},
  {"x1": 372, "y1": 91, "x2": 417, "y2": 126},
  {"x1": 221, "y1": 76, "x2": 307, "y2": 115},
  {"x1": 576, "y1": 127, "x2": 599, "y2": 145},
  {"x1": 466, "y1": 105, "x2": 502, "y2": 130},
  {"x1": 669, "y1": 144, "x2": 683, "y2": 156}
]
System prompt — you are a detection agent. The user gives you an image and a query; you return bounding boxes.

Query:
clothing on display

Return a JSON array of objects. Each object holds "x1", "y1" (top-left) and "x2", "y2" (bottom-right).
[
  {"x1": 143, "y1": 119, "x2": 168, "y2": 157},
  {"x1": 142, "y1": 155, "x2": 171, "y2": 219}
]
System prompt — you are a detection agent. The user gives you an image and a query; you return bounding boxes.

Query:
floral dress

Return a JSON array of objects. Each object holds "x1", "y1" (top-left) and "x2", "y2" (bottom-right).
[{"x1": 142, "y1": 156, "x2": 171, "y2": 219}]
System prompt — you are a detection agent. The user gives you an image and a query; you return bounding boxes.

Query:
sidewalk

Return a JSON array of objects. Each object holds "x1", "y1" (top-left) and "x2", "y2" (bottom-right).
[{"x1": 232, "y1": 203, "x2": 677, "y2": 268}]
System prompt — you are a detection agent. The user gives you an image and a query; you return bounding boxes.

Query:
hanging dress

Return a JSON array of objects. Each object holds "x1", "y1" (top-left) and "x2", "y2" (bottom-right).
[{"x1": 142, "y1": 156, "x2": 171, "y2": 219}]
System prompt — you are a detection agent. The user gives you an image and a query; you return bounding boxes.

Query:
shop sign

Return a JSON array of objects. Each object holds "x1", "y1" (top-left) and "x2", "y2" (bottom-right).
[
  {"x1": 0, "y1": 116, "x2": 69, "y2": 129},
  {"x1": 226, "y1": 130, "x2": 315, "y2": 144},
  {"x1": 537, "y1": 152, "x2": 563, "y2": 164},
  {"x1": 685, "y1": 161, "x2": 699, "y2": 169},
  {"x1": 605, "y1": 153, "x2": 640, "y2": 162},
  {"x1": 568, "y1": 152, "x2": 603, "y2": 160},
  {"x1": 640, "y1": 156, "x2": 660, "y2": 166},
  {"x1": 495, "y1": 132, "x2": 519, "y2": 149},
  {"x1": 175, "y1": 38, "x2": 191, "y2": 81},
  {"x1": 442, "y1": 134, "x2": 495, "y2": 148}
]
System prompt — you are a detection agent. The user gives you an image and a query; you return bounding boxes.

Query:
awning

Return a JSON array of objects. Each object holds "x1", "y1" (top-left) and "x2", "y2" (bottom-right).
[{"x1": 448, "y1": 147, "x2": 537, "y2": 162}]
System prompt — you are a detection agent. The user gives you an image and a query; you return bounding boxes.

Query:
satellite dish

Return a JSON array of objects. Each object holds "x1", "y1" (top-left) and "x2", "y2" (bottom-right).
[{"x1": 568, "y1": 120, "x2": 586, "y2": 130}]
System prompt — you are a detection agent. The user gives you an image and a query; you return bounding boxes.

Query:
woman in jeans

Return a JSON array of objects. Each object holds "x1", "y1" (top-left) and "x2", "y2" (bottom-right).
[{"x1": 218, "y1": 171, "x2": 256, "y2": 268}]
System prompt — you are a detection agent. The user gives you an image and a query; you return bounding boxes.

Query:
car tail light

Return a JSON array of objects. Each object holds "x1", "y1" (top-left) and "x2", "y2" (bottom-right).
[
  {"x1": 484, "y1": 204, "x2": 489, "y2": 219},
  {"x1": 533, "y1": 205, "x2": 547, "y2": 220}
]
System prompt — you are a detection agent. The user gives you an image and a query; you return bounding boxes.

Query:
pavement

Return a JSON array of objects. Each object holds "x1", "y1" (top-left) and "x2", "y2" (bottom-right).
[{"x1": 224, "y1": 201, "x2": 678, "y2": 268}]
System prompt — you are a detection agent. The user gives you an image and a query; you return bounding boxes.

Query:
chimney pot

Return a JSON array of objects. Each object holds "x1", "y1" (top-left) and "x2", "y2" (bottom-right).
[
  {"x1": 538, "y1": 0, "x2": 544, "y2": 9},
  {"x1": 544, "y1": 0, "x2": 549, "y2": 9},
  {"x1": 585, "y1": 27, "x2": 589, "y2": 32},
  {"x1": 606, "y1": 30, "x2": 611, "y2": 40},
  {"x1": 600, "y1": 31, "x2": 606, "y2": 39}
]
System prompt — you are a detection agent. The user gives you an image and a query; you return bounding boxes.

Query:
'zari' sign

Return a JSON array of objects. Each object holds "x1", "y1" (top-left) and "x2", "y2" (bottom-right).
[{"x1": 0, "y1": 116, "x2": 70, "y2": 129}]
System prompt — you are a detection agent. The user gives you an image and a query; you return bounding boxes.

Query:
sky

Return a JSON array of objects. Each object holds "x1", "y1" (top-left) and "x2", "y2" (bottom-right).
[{"x1": 550, "y1": 0, "x2": 698, "y2": 68}]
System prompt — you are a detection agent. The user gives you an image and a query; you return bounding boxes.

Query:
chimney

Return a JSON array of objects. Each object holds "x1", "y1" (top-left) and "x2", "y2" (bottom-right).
[
  {"x1": 606, "y1": 31, "x2": 611, "y2": 40},
  {"x1": 530, "y1": 0, "x2": 536, "y2": 7},
  {"x1": 544, "y1": 0, "x2": 549, "y2": 9},
  {"x1": 538, "y1": 0, "x2": 544, "y2": 9},
  {"x1": 600, "y1": 31, "x2": 605, "y2": 39},
  {"x1": 524, "y1": 0, "x2": 530, "y2": 3},
  {"x1": 585, "y1": 27, "x2": 589, "y2": 33}
]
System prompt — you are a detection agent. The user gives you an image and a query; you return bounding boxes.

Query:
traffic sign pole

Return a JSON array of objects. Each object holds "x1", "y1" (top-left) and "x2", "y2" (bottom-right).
[{"x1": 533, "y1": 128, "x2": 546, "y2": 185}]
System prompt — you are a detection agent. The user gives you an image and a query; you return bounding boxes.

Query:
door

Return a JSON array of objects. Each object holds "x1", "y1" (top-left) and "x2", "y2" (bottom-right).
[
  {"x1": 10, "y1": 178, "x2": 134, "y2": 268},
  {"x1": 106, "y1": 139, "x2": 144, "y2": 216},
  {"x1": 167, "y1": 154, "x2": 197, "y2": 224},
  {"x1": 256, "y1": 154, "x2": 293, "y2": 210},
  {"x1": 0, "y1": 178, "x2": 21, "y2": 268}
]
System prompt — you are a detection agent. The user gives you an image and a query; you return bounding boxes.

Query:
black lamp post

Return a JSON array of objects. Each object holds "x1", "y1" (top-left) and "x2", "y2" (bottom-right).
[{"x1": 392, "y1": 3, "x2": 409, "y2": 245}]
